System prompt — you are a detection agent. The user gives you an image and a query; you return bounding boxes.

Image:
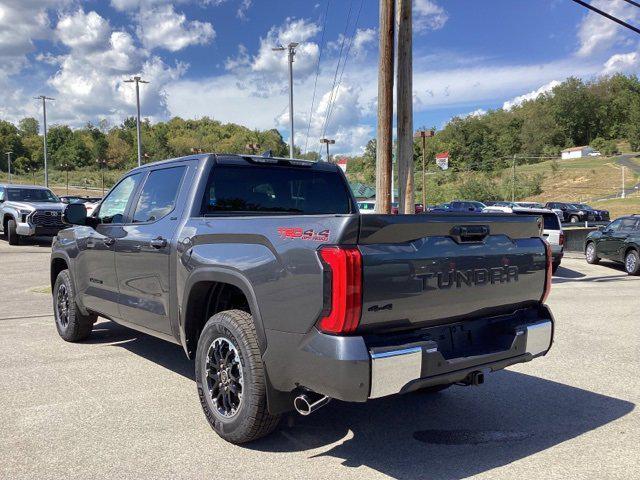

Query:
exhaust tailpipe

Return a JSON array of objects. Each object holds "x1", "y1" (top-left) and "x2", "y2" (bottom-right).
[{"x1": 293, "y1": 392, "x2": 330, "y2": 416}]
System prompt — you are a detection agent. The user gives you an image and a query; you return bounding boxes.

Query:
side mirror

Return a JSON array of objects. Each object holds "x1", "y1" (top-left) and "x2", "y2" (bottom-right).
[{"x1": 62, "y1": 203, "x2": 87, "y2": 226}]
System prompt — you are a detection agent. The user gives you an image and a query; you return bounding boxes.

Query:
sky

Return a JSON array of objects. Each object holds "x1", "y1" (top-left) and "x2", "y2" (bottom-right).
[{"x1": 1, "y1": 0, "x2": 639, "y2": 157}]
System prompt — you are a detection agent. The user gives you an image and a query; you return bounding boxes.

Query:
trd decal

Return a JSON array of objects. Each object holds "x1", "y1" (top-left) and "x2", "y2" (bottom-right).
[{"x1": 277, "y1": 227, "x2": 330, "y2": 242}]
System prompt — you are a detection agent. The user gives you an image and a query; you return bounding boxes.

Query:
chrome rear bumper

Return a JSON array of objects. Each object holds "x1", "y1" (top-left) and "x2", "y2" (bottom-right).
[{"x1": 369, "y1": 319, "x2": 553, "y2": 399}]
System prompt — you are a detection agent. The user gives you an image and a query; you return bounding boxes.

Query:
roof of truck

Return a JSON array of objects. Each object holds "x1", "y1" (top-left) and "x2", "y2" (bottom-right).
[
  {"x1": 129, "y1": 153, "x2": 340, "y2": 173},
  {"x1": 0, "y1": 183, "x2": 53, "y2": 190}
]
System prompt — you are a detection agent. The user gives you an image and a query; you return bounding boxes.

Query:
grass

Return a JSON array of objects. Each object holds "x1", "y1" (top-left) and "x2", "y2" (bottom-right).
[
  {"x1": 515, "y1": 155, "x2": 640, "y2": 203},
  {"x1": 591, "y1": 194, "x2": 640, "y2": 219}
]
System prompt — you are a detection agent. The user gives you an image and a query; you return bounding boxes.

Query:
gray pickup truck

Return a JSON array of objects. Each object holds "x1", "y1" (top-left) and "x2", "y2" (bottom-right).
[
  {"x1": 50, "y1": 153, "x2": 554, "y2": 444},
  {"x1": 0, "y1": 184, "x2": 66, "y2": 245}
]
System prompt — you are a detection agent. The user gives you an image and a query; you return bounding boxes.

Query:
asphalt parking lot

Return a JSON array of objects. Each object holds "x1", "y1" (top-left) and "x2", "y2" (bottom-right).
[{"x1": 0, "y1": 240, "x2": 638, "y2": 480}]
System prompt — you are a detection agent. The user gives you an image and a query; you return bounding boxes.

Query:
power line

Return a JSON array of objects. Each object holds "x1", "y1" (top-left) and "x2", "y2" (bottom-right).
[
  {"x1": 304, "y1": 0, "x2": 331, "y2": 153},
  {"x1": 322, "y1": 0, "x2": 364, "y2": 142},
  {"x1": 317, "y1": 0, "x2": 354, "y2": 158},
  {"x1": 621, "y1": 0, "x2": 640, "y2": 9},
  {"x1": 570, "y1": 0, "x2": 640, "y2": 35}
]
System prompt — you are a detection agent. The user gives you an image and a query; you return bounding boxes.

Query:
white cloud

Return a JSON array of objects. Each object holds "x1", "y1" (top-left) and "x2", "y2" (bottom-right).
[
  {"x1": 55, "y1": 9, "x2": 111, "y2": 52},
  {"x1": 602, "y1": 51, "x2": 640, "y2": 74},
  {"x1": 414, "y1": 0, "x2": 448, "y2": 33},
  {"x1": 0, "y1": 0, "x2": 60, "y2": 77},
  {"x1": 502, "y1": 80, "x2": 561, "y2": 110},
  {"x1": 136, "y1": 4, "x2": 215, "y2": 51},
  {"x1": 352, "y1": 28, "x2": 376, "y2": 57},
  {"x1": 249, "y1": 18, "x2": 320, "y2": 78},
  {"x1": 577, "y1": 0, "x2": 639, "y2": 57},
  {"x1": 237, "y1": 0, "x2": 252, "y2": 19}
]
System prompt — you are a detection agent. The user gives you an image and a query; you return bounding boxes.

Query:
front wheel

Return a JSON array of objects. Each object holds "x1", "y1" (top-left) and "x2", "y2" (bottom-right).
[
  {"x1": 570, "y1": 215, "x2": 579, "y2": 223},
  {"x1": 585, "y1": 242, "x2": 600, "y2": 264},
  {"x1": 7, "y1": 219, "x2": 20, "y2": 245},
  {"x1": 195, "y1": 309, "x2": 280, "y2": 444},
  {"x1": 625, "y1": 250, "x2": 640, "y2": 276},
  {"x1": 53, "y1": 269, "x2": 96, "y2": 341}
]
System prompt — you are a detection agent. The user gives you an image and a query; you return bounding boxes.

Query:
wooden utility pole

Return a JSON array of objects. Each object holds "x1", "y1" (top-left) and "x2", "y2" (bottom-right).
[
  {"x1": 376, "y1": 0, "x2": 395, "y2": 214},
  {"x1": 397, "y1": 0, "x2": 413, "y2": 214}
]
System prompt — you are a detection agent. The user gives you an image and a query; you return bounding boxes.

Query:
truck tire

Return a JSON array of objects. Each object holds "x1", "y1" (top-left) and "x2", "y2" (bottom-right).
[
  {"x1": 552, "y1": 261, "x2": 561, "y2": 274},
  {"x1": 195, "y1": 309, "x2": 280, "y2": 444},
  {"x1": 53, "y1": 269, "x2": 96, "y2": 342},
  {"x1": 570, "y1": 215, "x2": 579, "y2": 223},
  {"x1": 585, "y1": 242, "x2": 600, "y2": 264},
  {"x1": 624, "y1": 250, "x2": 640, "y2": 276},
  {"x1": 7, "y1": 219, "x2": 20, "y2": 245}
]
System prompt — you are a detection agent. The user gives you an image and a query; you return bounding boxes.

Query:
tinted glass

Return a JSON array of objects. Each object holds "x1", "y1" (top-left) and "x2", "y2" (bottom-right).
[
  {"x1": 6, "y1": 188, "x2": 58, "y2": 202},
  {"x1": 620, "y1": 218, "x2": 638, "y2": 232},
  {"x1": 202, "y1": 166, "x2": 352, "y2": 215},
  {"x1": 607, "y1": 219, "x2": 622, "y2": 232},
  {"x1": 133, "y1": 167, "x2": 186, "y2": 223},
  {"x1": 514, "y1": 211, "x2": 560, "y2": 230},
  {"x1": 98, "y1": 173, "x2": 142, "y2": 224}
]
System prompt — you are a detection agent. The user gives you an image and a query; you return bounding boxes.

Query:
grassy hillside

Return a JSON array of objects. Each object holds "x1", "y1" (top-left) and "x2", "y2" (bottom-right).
[{"x1": 516, "y1": 156, "x2": 639, "y2": 203}]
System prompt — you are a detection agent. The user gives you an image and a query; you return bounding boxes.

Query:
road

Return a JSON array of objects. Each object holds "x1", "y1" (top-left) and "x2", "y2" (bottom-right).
[
  {"x1": 595, "y1": 154, "x2": 640, "y2": 201},
  {"x1": 0, "y1": 240, "x2": 638, "y2": 480}
]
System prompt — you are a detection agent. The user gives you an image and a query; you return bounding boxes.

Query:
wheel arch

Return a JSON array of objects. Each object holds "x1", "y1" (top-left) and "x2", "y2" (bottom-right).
[{"x1": 180, "y1": 268, "x2": 266, "y2": 360}]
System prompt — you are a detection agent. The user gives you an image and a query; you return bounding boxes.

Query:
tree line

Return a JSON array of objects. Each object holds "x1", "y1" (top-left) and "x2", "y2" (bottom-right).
[
  {"x1": 0, "y1": 116, "x2": 313, "y2": 174},
  {"x1": 347, "y1": 73, "x2": 640, "y2": 184}
]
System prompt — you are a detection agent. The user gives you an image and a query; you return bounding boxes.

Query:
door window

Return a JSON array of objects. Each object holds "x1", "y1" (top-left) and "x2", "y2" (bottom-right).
[
  {"x1": 132, "y1": 166, "x2": 186, "y2": 223},
  {"x1": 606, "y1": 219, "x2": 623, "y2": 232},
  {"x1": 97, "y1": 173, "x2": 142, "y2": 224},
  {"x1": 620, "y1": 218, "x2": 638, "y2": 232}
]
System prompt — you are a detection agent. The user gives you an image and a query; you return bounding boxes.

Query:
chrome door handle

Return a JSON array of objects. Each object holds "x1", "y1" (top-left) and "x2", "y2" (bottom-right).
[
  {"x1": 103, "y1": 237, "x2": 115, "y2": 247},
  {"x1": 150, "y1": 237, "x2": 167, "y2": 249}
]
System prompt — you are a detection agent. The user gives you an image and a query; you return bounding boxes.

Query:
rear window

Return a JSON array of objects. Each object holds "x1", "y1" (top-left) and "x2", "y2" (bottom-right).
[
  {"x1": 514, "y1": 211, "x2": 560, "y2": 230},
  {"x1": 201, "y1": 165, "x2": 353, "y2": 215}
]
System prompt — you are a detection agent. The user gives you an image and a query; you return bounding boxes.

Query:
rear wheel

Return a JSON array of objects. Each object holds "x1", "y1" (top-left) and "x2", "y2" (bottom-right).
[
  {"x1": 624, "y1": 250, "x2": 640, "y2": 276},
  {"x1": 195, "y1": 309, "x2": 280, "y2": 444},
  {"x1": 7, "y1": 219, "x2": 19, "y2": 245},
  {"x1": 585, "y1": 242, "x2": 600, "y2": 264},
  {"x1": 570, "y1": 215, "x2": 579, "y2": 223},
  {"x1": 53, "y1": 269, "x2": 96, "y2": 342}
]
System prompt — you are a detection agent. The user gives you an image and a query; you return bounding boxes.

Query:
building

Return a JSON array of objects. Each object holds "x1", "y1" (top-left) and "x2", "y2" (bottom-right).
[
  {"x1": 335, "y1": 157, "x2": 348, "y2": 173},
  {"x1": 561, "y1": 146, "x2": 595, "y2": 160}
]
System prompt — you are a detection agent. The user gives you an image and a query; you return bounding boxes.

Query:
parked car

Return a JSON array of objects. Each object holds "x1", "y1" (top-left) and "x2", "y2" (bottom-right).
[
  {"x1": 51, "y1": 153, "x2": 555, "y2": 444},
  {"x1": 483, "y1": 201, "x2": 520, "y2": 213},
  {"x1": 356, "y1": 200, "x2": 376, "y2": 214},
  {"x1": 512, "y1": 208, "x2": 564, "y2": 273},
  {"x1": 515, "y1": 202, "x2": 544, "y2": 209},
  {"x1": 0, "y1": 184, "x2": 66, "y2": 245},
  {"x1": 544, "y1": 202, "x2": 595, "y2": 223},
  {"x1": 584, "y1": 215, "x2": 640, "y2": 275},
  {"x1": 429, "y1": 202, "x2": 451, "y2": 212},
  {"x1": 448, "y1": 200, "x2": 487, "y2": 213},
  {"x1": 572, "y1": 203, "x2": 610, "y2": 222}
]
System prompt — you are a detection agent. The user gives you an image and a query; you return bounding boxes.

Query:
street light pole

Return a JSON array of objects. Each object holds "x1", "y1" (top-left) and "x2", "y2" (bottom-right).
[
  {"x1": 34, "y1": 95, "x2": 54, "y2": 187},
  {"x1": 5, "y1": 152, "x2": 12, "y2": 183},
  {"x1": 61, "y1": 163, "x2": 69, "y2": 194},
  {"x1": 319, "y1": 138, "x2": 335, "y2": 162},
  {"x1": 96, "y1": 158, "x2": 107, "y2": 196},
  {"x1": 124, "y1": 76, "x2": 149, "y2": 167},
  {"x1": 273, "y1": 43, "x2": 299, "y2": 158}
]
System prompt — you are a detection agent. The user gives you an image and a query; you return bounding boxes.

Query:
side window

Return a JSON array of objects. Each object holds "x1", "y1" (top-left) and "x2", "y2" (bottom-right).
[
  {"x1": 0, "y1": 187, "x2": 4, "y2": 201},
  {"x1": 620, "y1": 218, "x2": 637, "y2": 232},
  {"x1": 607, "y1": 219, "x2": 623, "y2": 232},
  {"x1": 97, "y1": 173, "x2": 142, "y2": 224},
  {"x1": 132, "y1": 166, "x2": 186, "y2": 223}
]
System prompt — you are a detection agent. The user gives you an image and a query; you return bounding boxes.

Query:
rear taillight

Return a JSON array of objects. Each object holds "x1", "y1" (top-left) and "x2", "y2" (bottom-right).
[
  {"x1": 541, "y1": 239, "x2": 552, "y2": 303},
  {"x1": 317, "y1": 246, "x2": 362, "y2": 334},
  {"x1": 559, "y1": 232, "x2": 565, "y2": 246}
]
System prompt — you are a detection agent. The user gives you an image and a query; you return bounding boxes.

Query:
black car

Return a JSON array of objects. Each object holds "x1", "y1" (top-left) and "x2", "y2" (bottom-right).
[
  {"x1": 447, "y1": 200, "x2": 487, "y2": 213},
  {"x1": 573, "y1": 203, "x2": 610, "y2": 222},
  {"x1": 544, "y1": 202, "x2": 595, "y2": 223},
  {"x1": 584, "y1": 215, "x2": 640, "y2": 275}
]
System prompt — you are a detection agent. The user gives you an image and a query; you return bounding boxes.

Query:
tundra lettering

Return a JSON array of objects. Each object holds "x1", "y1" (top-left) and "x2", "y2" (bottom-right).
[{"x1": 420, "y1": 265, "x2": 519, "y2": 289}]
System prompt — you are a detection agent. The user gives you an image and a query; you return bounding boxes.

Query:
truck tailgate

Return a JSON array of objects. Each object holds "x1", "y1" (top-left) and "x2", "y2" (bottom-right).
[{"x1": 357, "y1": 213, "x2": 547, "y2": 332}]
